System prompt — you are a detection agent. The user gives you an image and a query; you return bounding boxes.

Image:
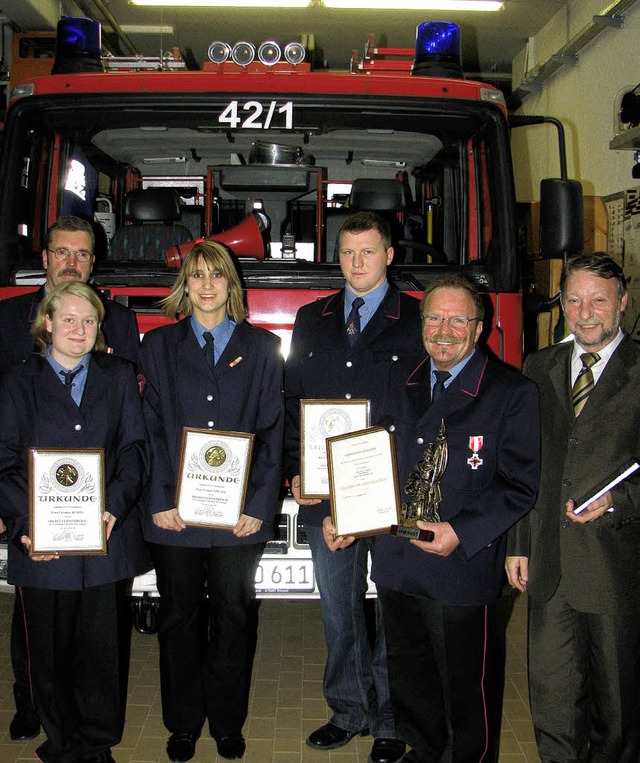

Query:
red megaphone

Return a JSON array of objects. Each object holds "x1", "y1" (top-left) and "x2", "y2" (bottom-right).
[{"x1": 165, "y1": 212, "x2": 268, "y2": 268}]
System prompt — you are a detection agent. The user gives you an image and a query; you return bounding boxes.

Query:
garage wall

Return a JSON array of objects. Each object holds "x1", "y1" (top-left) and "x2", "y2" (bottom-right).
[{"x1": 510, "y1": 0, "x2": 640, "y2": 202}]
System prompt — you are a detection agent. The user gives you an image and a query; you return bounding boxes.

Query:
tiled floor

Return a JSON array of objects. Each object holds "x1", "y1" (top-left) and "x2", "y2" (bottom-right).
[{"x1": 0, "y1": 590, "x2": 540, "y2": 763}]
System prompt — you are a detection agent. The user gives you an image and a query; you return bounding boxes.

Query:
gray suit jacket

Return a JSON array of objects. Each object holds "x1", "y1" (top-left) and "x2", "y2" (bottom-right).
[{"x1": 507, "y1": 335, "x2": 640, "y2": 615}]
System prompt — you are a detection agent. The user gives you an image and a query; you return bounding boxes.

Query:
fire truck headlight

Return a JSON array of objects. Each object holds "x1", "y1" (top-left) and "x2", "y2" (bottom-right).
[
  {"x1": 207, "y1": 41, "x2": 231, "y2": 64},
  {"x1": 232, "y1": 42, "x2": 256, "y2": 66},
  {"x1": 258, "y1": 41, "x2": 282, "y2": 66},
  {"x1": 283, "y1": 42, "x2": 306, "y2": 65}
]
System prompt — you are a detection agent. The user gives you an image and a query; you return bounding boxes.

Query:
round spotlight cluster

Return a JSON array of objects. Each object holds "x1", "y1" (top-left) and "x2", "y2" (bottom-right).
[
  {"x1": 231, "y1": 41, "x2": 256, "y2": 66},
  {"x1": 207, "y1": 39, "x2": 306, "y2": 67},
  {"x1": 207, "y1": 41, "x2": 231, "y2": 65},
  {"x1": 283, "y1": 42, "x2": 306, "y2": 65},
  {"x1": 258, "y1": 41, "x2": 281, "y2": 66}
]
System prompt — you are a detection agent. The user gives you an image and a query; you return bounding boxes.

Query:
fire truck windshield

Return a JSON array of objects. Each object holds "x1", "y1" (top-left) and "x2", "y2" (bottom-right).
[{"x1": 0, "y1": 87, "x2": 516, "y2": 294}]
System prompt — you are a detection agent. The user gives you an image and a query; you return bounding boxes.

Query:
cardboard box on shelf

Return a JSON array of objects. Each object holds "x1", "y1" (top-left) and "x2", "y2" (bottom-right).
[{"x1": 532, "y1": 258, "x2": 563, "y2": 299}]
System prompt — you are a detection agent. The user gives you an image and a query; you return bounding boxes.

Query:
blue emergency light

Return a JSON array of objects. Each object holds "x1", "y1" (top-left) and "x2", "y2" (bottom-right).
[
  {"x1": 52, "y1": 17, "x2": 104, "y2": 74},
  {"x1": 412, "y1": 21, "x2": 464, "y2": 79}
]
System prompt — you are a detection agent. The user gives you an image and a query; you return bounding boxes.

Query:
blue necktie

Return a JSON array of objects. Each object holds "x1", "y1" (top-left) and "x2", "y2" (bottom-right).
[
  {"x1": 346, "y1": 297, "x2": 365, "y2": 347},
  {"x1": 432, "y1": 370, "x2": 451, "y2": 403},
  {"x1": 60, "y1": 367, "x2": 82, "y2": 395},
  {"x1": 203, "y1": 331, "x2": 215, "y2": 368}
]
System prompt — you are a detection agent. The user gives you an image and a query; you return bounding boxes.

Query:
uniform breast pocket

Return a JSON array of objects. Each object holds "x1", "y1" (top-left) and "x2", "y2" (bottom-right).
[
  {"x1": 369, "y1": 347, "x2": 408, "y2": 368},
  {"x1": 444, "y1": 427, "x2": 496, "y2": 492},
  {"x1": 300, "y1": 350, "x2": 345, "y2": 394}
]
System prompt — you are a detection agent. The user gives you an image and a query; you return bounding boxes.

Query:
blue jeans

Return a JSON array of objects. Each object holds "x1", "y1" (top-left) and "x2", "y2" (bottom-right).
[{"x1": 306, "y1": 524, "x2": 396, "y2": 739}]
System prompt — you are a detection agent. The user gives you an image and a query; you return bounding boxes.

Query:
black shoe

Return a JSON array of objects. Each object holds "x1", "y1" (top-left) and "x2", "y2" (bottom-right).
[
  {"x1": 166, "y1": 733, "x2": 197, "y2": 762},
  {"x1": 401, "y1": 751, "x2": 422, "y2": 762},
  {"x1": 216, "y1": 735, "x2": 246, "y2": 760},
  {"x1": 10, "y1": 709, "x2": 41, "y2": 740},
  {"x1": 306, "y1": 722, "x2": 369, "y2": 750},
  {"x1": 83, "y1": 751, "x2": 116, "y2": 763},
  {"x1": 35, "y1": 741, "x2": 59, "y2": 763},
  {"x1": 369, "y1": 738, "x2": 406, "y2": 763}
]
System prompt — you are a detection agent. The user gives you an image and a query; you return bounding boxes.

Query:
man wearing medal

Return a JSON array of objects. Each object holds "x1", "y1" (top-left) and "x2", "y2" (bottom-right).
[{"x1": 325, "y1": 273, "x2": 541, "y2": 762}]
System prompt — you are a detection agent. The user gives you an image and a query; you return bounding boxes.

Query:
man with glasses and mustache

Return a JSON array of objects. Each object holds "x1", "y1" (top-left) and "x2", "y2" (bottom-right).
[
  {"x1": 0, "y1": 215, "x2": 139, "y2": 742},
  {"x1": 325, "y1": 274, "x2": 540, "y2": 762},
  {"x1": 0, "y1": 216, "x2": 139, "y2": 366}
]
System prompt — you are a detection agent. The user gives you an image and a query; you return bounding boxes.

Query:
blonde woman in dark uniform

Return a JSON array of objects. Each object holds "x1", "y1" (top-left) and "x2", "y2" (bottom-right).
[
  {"x1": 0, "y1": 281, "x2": 149, "y2": 763},
  {"x1": 138, "y1": 241, "x2": 284, "y2": 762}
]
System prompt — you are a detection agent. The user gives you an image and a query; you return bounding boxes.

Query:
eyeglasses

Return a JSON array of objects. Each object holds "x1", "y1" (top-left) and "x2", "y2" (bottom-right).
[
  {"x1": 48, "y1": 247, "x2": 93, "y2": 262},
  {"x1": 423, "y1": 315, "x2": 479, "y2": 329}
]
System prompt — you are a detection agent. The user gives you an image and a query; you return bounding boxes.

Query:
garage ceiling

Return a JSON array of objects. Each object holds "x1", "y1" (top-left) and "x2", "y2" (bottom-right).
[{"x1": 2, "y1": 0, "x2": 568, "y2": 79}]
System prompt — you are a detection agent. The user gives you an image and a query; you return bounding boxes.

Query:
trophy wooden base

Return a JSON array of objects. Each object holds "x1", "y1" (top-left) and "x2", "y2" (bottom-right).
[{"x1": 390, "y1": 524, "x2": 435, "y2": 541}]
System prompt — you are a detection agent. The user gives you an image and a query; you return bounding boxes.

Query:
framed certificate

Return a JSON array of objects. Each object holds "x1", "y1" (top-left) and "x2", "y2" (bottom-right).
[
  {"x1": 300, "y1": 399, "x2": 370, "y2": 499},
  {"x1": 327, "y1": 426, "x2": 401, "y2": 538},
  {"x1": 176, "y1": 428, "x2": 254, "y2": 529},
  {"x1": 29, "y1": 448, "x2": 106, "y2": 556}
]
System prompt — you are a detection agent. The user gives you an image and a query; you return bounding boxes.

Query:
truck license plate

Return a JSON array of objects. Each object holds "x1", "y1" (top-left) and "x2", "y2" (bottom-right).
[{"x1": 255, "y1": 559, "x2": 315, "y2": 593}]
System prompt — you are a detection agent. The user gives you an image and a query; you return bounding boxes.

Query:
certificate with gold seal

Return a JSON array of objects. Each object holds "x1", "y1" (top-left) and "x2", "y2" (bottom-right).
[
  {"x1": 300, "y1": 399, "x2": 370, "y2": 499},
  {"x1": 29, "y1": 448, "x2": 106, "y2": 556},
  {"x1": 176, "y1": 428, "x2": 254, "y2": 529}
]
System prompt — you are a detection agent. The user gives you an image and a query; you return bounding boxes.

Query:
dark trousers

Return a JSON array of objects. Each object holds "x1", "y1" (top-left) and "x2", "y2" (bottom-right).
[
  {"x1": 149, "y1": 542, "x2": 263, "y2": 740},
  {"x1": 378, "y1": 586, "x2": 503, "y2": 763},
  {"x1": 21, "y1": 580, "x2": 130, "y2": 763},
  {"x1": 528, "y1": 580, "x2": 640, "y2": 763},
  {"x1": 12, "y1": 585, "x2": 134, "y2": 725},
  {"x1": 11, "y1": 590, "x2": 37, "y2": 717}
]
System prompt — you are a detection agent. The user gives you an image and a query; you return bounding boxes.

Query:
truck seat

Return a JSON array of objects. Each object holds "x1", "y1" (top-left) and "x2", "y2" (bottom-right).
[
  {"x1": 348, "y1": 177, "x2": 412, "y2": 212},
  {"x1": 108, "y1": 189, "x2": 194, "y2": 261},
  {"x1": 327, "y1": 177, "x2": 413, "y2": 262},
  {"x1": 179, "y1": 205, "x2": 205, "y2": 240},
  {"x1": 347, "y1": 178, "x2": 443, "y2": 264}
]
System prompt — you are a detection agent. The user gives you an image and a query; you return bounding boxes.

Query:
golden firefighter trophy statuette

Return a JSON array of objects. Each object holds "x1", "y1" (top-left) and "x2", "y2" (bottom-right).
[{"x1": 390, "y1": 420, "x2": 448, "y2": 541}]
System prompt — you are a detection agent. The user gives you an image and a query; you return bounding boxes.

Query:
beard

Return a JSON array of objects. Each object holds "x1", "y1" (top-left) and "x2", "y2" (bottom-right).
[{"x1": 573, "y1": 306, "x2": 621, "y2": 350}]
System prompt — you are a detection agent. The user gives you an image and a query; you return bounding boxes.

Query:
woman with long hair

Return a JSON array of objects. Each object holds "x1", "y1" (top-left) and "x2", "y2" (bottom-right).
[{"x1": 138, "y1": 241, "x2": 284, "y2": 762}]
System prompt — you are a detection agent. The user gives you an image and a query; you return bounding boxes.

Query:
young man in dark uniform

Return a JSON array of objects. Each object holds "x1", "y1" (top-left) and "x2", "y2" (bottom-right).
[{"x1": 285, "y1": 211, "x2": 424, "y2": 763}]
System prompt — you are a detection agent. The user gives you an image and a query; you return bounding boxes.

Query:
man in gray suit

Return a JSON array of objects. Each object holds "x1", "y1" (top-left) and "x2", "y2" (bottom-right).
[{"x1": 506, "y1": 252, "x2": 640, "y2": 763}]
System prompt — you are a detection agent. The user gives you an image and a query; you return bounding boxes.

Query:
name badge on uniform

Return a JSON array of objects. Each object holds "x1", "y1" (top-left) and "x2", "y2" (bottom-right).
[{"x1": 467, "y1": 435, "x2": 484, "y2": 470}]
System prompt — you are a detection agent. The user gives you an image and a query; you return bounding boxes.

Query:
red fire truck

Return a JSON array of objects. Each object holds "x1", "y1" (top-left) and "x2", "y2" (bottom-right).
[{"x1": 0, "y1": 19, "x2": 580, "y2": 614}]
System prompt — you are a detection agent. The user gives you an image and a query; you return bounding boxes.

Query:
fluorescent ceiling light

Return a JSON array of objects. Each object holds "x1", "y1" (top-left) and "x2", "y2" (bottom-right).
[
  {"x1": 127, "y1": 0, "x2": 502, "y2": 6},
  {"x1": 129, "y1": 0, "x2": 311, "y2": 6},
  {"x1": 120, "y1": 25, "x2": 175, "y2": 34},
  {"x1": 323, "y1": 1, "x2": 503, "y2": 9}
]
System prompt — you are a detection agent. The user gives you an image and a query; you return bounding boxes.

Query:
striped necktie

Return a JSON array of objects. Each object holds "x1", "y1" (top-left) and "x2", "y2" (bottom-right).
[{"x1": 572, "y1": 352, "x2": 600, "y2": 416}]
